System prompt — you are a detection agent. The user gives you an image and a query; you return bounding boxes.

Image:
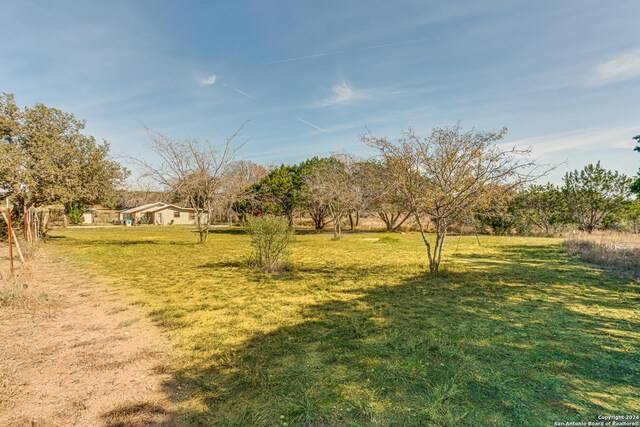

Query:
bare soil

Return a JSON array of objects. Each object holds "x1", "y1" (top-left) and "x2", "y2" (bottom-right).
[{"x1": 0, "y1": 248, "x2": 175, "y2": 426}]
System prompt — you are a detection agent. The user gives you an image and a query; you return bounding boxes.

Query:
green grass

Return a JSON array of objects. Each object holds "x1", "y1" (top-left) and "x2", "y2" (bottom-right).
[{"x1": 46, "y1": 227, "x2": 639, "y2": 426}]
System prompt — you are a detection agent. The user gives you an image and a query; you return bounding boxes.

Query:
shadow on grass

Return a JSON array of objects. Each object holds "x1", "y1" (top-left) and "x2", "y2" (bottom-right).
[
  {"x1": 43, "y1": 234, "x2": 67, "y2": 240},
  {"x1": 101, "y1": 401, "x2": 168, "y2": 427},
  {"x1": 112, "y1": 242, "x2": 640, "y2": 426},
  {"x1": 205, "y1": 227, "x2": 334, "y2": 237},
  {"x1": 53, "y1": 239, "x2": 197, "y2": 247},
  {"x1": 205, "y1": 227, "x2": 407, "y2": 236},
  {"x1": 199, "y1": 260, "x2": 392, "y2": 282},
  {"x1": 199, "y1": 260, "x2": 246, "y2": 269}
]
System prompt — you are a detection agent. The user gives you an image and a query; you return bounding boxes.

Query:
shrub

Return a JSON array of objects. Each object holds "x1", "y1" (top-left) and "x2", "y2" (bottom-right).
[
  {"x1": 64, "y1": 202, "x2": 86, "y2": 225},
  {"x1": 246, "y1": 216, "x2": 294, "y2": 272}
]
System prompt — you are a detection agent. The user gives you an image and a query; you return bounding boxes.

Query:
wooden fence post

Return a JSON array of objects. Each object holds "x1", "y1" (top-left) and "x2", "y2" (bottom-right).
[
  {"x1": 5, "y1": 199, "x2": 13, "y2": 276},
  {"x1": 1, "y1": 208, "x2": 24, "y2": 265}
]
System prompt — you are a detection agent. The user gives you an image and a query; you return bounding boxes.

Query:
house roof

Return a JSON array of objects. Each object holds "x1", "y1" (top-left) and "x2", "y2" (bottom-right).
[
  {"x1": 119, "y1": 202, "x2": 196, "y2": 214},
  {"x1": 118, "y1": 202, "x2": 166, "y2": 214},
  {"x1": 145, "y1": 204, "x2": 195, "y2": 213}
]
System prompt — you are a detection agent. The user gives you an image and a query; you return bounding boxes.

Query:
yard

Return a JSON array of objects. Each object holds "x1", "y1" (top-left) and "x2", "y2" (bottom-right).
[{"x1": 45, "y1": 227, "x2": 639, "y2": 426}]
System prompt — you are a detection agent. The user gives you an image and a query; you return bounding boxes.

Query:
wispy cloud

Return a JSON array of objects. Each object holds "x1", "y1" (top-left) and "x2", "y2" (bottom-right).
[
  {"x1": 508, "y1": 126, "x2": 638, "y2": 156},
  {"x1": 222, "y1": 83, "x2": 260, "y2": 101},
  {"x1": 317, "y1": 82, "x2": 370, "y2": 107},
  {"x1": 590, "y1": 48, "x2": 640, "y2": 84},
  {"x1": 199, "y1": 74, "x2": 217, "y2": 86},
  {"x1": 296, "y1": 117, "x2": 327, "y2": 133}
]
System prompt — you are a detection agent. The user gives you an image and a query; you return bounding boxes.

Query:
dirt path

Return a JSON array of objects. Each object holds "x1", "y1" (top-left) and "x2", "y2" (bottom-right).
[{"x1": 0, "y1": 249, "x2": 176, "y2": 426}]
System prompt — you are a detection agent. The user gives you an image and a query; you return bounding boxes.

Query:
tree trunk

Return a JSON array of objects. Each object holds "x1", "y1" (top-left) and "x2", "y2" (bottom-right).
[
  {"x1": 434, "y1": 221, "x2": 447, "y2": 274},
  {"x1": 392, "y1": 212, "x2": 412, "y2": 231},
  {"x1": 379, "y1": 212, "x2": 392, "y2": 231},
  {"x1": 414, "y1": 213, "x2": 435, "y2": 272},
  {"x1": 310, "y1": 206, "x2": 327, "y2": 231},
  {"x1": 328, "y1": 205, "x2": 343, "y2": 239}
]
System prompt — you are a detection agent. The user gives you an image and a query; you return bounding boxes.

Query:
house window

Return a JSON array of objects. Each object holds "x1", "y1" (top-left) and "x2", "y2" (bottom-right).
[
  {"x1": 189, "y1": 212, "x2": 195, "y2": 220},
  {"x1": 173, "y1": 211, "x2": 180, "y2": 218}
]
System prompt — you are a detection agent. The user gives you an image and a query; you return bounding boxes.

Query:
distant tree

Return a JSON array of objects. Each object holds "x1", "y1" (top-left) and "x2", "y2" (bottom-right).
[
  {"x1": 248, "y1": 164, "x2": 304, "y2": 226},
  {"x1": 231, "y1": 198, "x2": 254, "y2": 224},
  {"x1": 133, "y1": 124, "x2": 247, "y2": 243},
  {"x1": 0, "y1": 93, "x2": 127, "y2": 224},
  {"x1": 227, "y1": 161, "x2": 269, "y2": 223},
  {"x1": 623, "y1": 199, "x2": 640, "y2": 233},
  {"x1": 220, "y1": 161, "x2": 268, "y2": 222},
  {"x1": 64, "y1": 201, "x2": 86, "y2": 225},
  {"x1": 304, "y1": 156, "x2": 362, "y2": 239},
  {"x1": 356, "y1": 160, "x2": 411, "y2": 231},
  {"x1": 364, "y1": 125, "x2": 542, "y2": 273},
  {"x1": 298, "y1": 157, "x2": 336, "y2": 231},
  {"x1": 632, "y1": 134, "x2": 640, "y2": 195},
  {"x1": 245, "y1": 157, "x2": 339, "y2": 230},
  {"x1": 564, "y1": 162, "x2": 633, "y2": 233},
  {"x1": 474, "y1": 186, "x2": 519, "y2": 235},
  {"x1": 116, "y1": 182, "x2": 172, "y2": 210},
  {"x1": 513, "y1": 183, "x2": 570, "y2": 235},
  {"x1": 602, "y1": 199, "x2": 640, "y2": 232}
]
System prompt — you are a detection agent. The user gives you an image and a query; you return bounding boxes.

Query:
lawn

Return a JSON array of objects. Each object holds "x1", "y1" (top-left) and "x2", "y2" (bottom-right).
[{"x1": 45, "y1": 227, "x2": 639, "y2": 426}]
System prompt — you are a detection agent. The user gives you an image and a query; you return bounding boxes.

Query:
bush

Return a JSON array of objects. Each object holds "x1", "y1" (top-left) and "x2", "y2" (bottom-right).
[
  {"x1": 246, "y1": 216, "x2": 294, "y2": 272},
  {"x1": 64, "y1": 202, "x2": 86, "y2": 225}
]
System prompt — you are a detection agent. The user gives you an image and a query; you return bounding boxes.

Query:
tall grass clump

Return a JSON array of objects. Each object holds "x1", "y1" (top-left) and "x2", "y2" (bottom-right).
[
  {"x1": 0, "y1": 271, "x2": 49, "y2": 311},
  {"x1": 246, "y1": 216, "x2": 294, "y2": 272},
  {"x1": 564, "y1": 231, "x2": 640, "y2": 277}
]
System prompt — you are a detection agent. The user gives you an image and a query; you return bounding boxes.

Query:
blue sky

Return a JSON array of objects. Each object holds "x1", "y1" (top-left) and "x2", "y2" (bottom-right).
[{"x1": 2, "y1": 0, "x2": 639, "y2": 183}]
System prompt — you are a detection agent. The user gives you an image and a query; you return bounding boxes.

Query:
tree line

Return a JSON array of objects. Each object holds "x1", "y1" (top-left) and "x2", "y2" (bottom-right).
[
  {"x1": 1, "y1": 93, "x2": 638, "y2": 273},
  {"x1": 234, "y1": 138, "x2": 639, "y2": 238}
]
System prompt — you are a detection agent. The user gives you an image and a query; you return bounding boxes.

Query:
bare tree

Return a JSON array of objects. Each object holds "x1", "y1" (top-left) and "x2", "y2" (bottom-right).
[
  {"x1": 304, "y1": 156, "x2": 362, "y2": 239},
  {"x1": 363, "y1": 125, "x2": 545, "y2": 273},
  {"x1": 220, "y1": 160, "x2": 268, "y2": 222},
  {"x1": 131, "y1": 124, "x2": 247, "y2": 243},
  {"x1": 116, "y1": 176, "x2": 172, "y2": 209},
  {"x1": 356, "y1": 160, "x2": 412, "y2": 231}
]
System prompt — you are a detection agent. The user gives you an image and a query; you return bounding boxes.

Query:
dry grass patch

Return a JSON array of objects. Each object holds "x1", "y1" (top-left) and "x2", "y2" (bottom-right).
[
  {"x1": 564, "y1": 231, "x2": 640, "y2": 276},
  {"x1": 0, "y1": 349, "x2": 22, "y2": 406},
  {"x1": 0, "y1": 269, "x2": 50, "y2": 313}
]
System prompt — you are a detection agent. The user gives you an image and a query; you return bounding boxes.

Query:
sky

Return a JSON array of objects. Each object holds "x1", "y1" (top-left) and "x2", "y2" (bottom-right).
[{"x1": 1, "y1": 0, "x2": 639, "y2": 183}]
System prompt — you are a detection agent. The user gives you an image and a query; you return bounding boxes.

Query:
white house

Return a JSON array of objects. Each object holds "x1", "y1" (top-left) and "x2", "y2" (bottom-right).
[{"x1": 118, "y1": 202, "x2": 199, "y2": 225}]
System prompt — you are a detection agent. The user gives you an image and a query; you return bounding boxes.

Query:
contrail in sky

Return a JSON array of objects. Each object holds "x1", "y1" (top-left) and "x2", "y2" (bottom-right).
[
  {"x1": 263, "y1": 37, "x2": 436, "y2": 66},
  {"x1": 222, "y1": 83, "x2": 328, "y2": 134},
  {"x1": 222, "y1": 83, "x2": 260, "y2": 101},
  {"x1": 296, "y1": 117, "x2": 328, "y2": 133}
]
